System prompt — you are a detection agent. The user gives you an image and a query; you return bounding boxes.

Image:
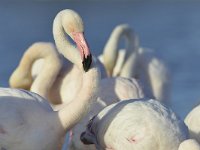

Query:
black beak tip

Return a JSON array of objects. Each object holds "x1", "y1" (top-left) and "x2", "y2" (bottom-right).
[
  {"x1": 80, "y1": 132, "x2": 93, "y2": 145},
  {"x1": 82, "y1": 54, "x2": 92, "y2": 72}
]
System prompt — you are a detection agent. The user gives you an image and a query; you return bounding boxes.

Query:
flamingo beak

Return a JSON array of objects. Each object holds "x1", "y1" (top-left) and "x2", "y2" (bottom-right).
[
  {"x1": 80, "y1": 115, "x2": 97, "y2": 145},
  {"x1": 80, "y1": 131, "x2": 94, "y2": 145},
  {"x1": 72, "y1": 32, "x2": 92, "y2": 72}
]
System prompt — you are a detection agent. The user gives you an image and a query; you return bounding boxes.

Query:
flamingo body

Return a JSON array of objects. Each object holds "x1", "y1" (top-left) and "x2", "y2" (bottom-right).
[
  {"x1": 0, "y1": 88, "x2": 61, "y2": 150},
  {"x1": 81, "y1": 99, "x2": 188, "y2": 150}
]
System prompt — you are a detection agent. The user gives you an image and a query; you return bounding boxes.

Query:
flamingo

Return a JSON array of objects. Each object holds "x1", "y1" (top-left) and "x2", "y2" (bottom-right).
[
  {"x1": 98, "y1": 24, "x2": 170, "y2": 104},
  {"x1": 9, "y1": 13, "x2": 107, "y2": 105},
  {"x1": 178, "y1": 139, "x2": 200, "y2": 150},
  {"x1": 184, "y1": 104, "x2": 200, "y2": 143},
  {"x1": 98, "y1": 24, "x2": 139, "y2": 77},
  {"x1": 0, "y1": 9, "x2": 100, "y2": 150},
  {"x1": 81, "y1": 99, "x2": 188, "y2": 150}
]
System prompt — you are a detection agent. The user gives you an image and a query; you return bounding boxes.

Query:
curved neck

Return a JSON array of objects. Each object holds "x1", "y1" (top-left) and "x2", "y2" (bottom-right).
[
  {"x1": 22, "y1": 42, "x2": 62, "y2": 98},
  {"x1": 103, "y1": 24, "x2": 139, "y2": 76},
  {"x1": 53, "y1": 12, "x2": 82, "y2": 69},
  {"x1": 119, "y1": 52, "x2": 139, "y2": 78},
  {"x1": 58, "y1": 60, "x2": 100, "y2": 131}
]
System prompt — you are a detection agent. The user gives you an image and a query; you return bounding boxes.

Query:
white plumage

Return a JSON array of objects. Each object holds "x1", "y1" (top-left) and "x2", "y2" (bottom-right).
[
  {"x1": 99, "y1": 24, "x2": 171, "y2": 104},
  {"x1": 9, "y1": 15, "x2": 146, "y2": 150},
  {"x1": 81, "y1": 99, "x2": 188, "y2": 150},
  {"x1": 7, "y1": 9, "x2": 173, "y2": 150},
  {"x1": 0, "y1": 9, "x2": 100, "y2": 150},
  {"x1": 68, "y1": 77, "x2": 144, "y2": 150}
]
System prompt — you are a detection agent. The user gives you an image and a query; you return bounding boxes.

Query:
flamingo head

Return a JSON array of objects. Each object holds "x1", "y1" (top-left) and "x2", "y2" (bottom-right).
[
  {"x1": 80, "y1": 115, "x2": 98, "y2": 145},
  {"x1": 62, "y1": 9, "x2": 92, "y2": 72}
]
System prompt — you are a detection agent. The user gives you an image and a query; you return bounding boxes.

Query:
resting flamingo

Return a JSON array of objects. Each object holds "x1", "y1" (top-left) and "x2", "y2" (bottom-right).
[
  {"x1": 0, "y1": 9, "x2": 100, "y2": 150},
  {"x1": 68, "y1": 77, "x2": 144, "y2": 150},
  {"x1": 81, "y1": 99, "x2": 188, "y2": 150},
  {"x1": 98, "y1": 24, "x2": 170, "y2": 105},
  {"x1": 184, "y1": 103, "x2": 200, "y2": 143}
]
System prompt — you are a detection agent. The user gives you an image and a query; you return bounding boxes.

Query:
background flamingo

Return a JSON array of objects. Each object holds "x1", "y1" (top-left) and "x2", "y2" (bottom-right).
[{"x1": 99, "y1": 24, "x2": 170, "y2": 105}]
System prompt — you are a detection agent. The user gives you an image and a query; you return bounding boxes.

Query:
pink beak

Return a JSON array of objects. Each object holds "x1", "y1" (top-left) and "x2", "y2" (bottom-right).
[{"x1": 72, "y1": 32, "x2": 92, "y2": 72}]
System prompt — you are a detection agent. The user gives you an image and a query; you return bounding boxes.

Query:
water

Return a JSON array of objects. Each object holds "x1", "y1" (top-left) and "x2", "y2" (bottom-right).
[{"x1": 0, "y1": 0, "x2": 200, "y2": 125}]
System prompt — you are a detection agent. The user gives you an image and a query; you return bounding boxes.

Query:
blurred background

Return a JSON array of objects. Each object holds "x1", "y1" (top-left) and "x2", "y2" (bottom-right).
[{"x1": 0, "y1": 0, "x2": 200, "y2": 119}]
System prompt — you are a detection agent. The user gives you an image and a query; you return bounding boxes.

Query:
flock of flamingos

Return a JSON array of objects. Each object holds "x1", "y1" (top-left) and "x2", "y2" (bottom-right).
[{"x1": 0, "y1": 8, "x2": 200, "y2": 150}]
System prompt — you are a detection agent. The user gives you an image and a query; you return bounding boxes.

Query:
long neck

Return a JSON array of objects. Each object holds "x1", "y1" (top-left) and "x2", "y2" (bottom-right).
[
  {"x1": 30, "y1": 43, "x2": 62, "y2": 98},
  {"x1": 119, "y1": 32, "x2": 140, "y2": 78},
  {"x1": 9, "y1": 42, "x2": 62, "y2": 93},
  {"x1": 53, "y1": 11, "x2": 82, "y2": 69},
  {"x1": 20, "y1": 42, "x2": 62, "y2": 98},
  {"x1": 103, "y1": 26, "x2": 122, "y2": 76},
  {"x1": 58, "y1": 60, "x2": 100, "y2": 131},
  {"x1": 138, "y1": 47, "x2": 155, "y2": 99},
  {"x1": 119, "y1": 52, "x2": 139, "y2": 78},
  {"x1": 103, "y1": 24, "x2": 139, "y2": 76}
]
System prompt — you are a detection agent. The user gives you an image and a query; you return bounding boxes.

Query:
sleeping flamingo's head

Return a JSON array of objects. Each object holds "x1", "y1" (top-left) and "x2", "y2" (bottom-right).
[
  {"x1": 61, "y1": 9, "x2": 92, "y2": 72},
  {"x1": 80, "y1": 115, "x2": 98, "y2": 146}
]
